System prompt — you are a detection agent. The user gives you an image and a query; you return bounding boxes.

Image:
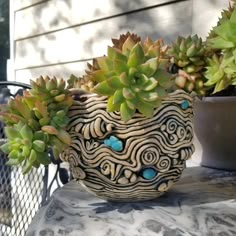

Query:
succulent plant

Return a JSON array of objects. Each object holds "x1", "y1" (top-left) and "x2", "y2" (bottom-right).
[
  {"x1": 68, "y1": 73, "x2": 96, "y2": 93},
  {"x1": 168, "y1": 35, "x2": 206, "y2": 96},
  {"x1": 207, "y1": 0, "x2": 236, "y2": 39},
  {"x1": 204, "y1": 53, "x2": 236, "y2": 93},
  {"x1": 0, "y1": 76, "x2": 73, "y2": 173},
  {"x1": 169, "y1": 35, "x2": 205, "y2": 70},
  {"x1": 204, "y1": 3, "x2": 236, "y2": 94},
  {"x1": 207, "y1": 5, "x2": 236, "y2": 50},
  {"x1": 79, "y1": 33, "x2": 174, "y2": 121}
]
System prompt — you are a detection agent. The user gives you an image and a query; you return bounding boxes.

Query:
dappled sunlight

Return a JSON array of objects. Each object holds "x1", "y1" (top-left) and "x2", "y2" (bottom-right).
[
  {"x1": 192, "y1": 0, "x2": 228, "y2": 38},
  {"x1": 15, "y1": 60, "x2": 90, "y2": 84},
  {"x1": 13, "y1": 0, "x2": 229, "y2": 82},
  {"x1": 15, "y1": 1, "x2": 192, "y2": 72}
]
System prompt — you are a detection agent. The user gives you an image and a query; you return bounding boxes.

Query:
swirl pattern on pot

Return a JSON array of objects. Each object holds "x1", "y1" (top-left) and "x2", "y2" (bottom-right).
[{"x1": 61, "y1": 90, "x2": 194, "y2": 201}]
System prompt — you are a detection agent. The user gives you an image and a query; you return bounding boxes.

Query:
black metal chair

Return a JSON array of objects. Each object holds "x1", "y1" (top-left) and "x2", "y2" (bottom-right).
[{"x1": 0, "y1": 81, "x2": 70, "y2": 236}]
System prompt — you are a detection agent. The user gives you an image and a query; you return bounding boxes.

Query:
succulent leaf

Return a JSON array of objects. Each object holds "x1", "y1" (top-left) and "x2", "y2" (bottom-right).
[
  {"x1": 138, "y1": 58, "x2": 159, "y2": 77},
  {"x1": 142, "y1": 77, "x2": 158, "y2": 91},
  {"x1": 208, "y1": 36, "x2": 235, "y2": 49},
  {"x1": 96, "y1": 57, "x2": 113, "y2": 71},
  {"x1": 9, "y1": 150, "x2": 19, "y2": 159},
  {"x1": 29, "y1": 149, "x2": 37, "y2": 164},
  {"x1": 93, "y1": 81, "x2": 116, "y2": 95},
  {"x1": 113, "y1": 90, "x2": 124, "y2": 104},
  {"x1": 127, "y1": 51, "x2": 140, "y2": 68},
  {"x1": 20, "y1": 124, "x2": 33, "y2": 141},
  {"x1": 33, "y1": 140, "x2": 46, "y2": 153},
  {"x1": 122, "y1": 36, "x2": 137, "y2": 54},
  {"x1": 106, "y1": 76, "x2": 123, "y2": 89},
  {"x1": 41, "y1": 125, "x2": 59, "y2": 135},
  {"x1": 78, "y1": 33, "x2": 173, "y2": 121},
  {"x1": 57, "y1": 129, "x2": 71, "y2": 146},
  {"x1": 108, "y1": 46, "x2": 127, "y2": 62},
  {"x1": 122, "y1": 87, "x2": 135, "y2": 99},
  {"x1": 136, "y1": 99, "x2": 155, "y2": 117},
  {"x1": 36, "y1": 152, "x2": 51, "y2": 165},
  {"x1": 119, "y1": 72, "x2": 130, "y2": 86},
  {"x1": 4, "y1": 127, "x2": 20, "y2": 139},
  {"x1": 113, "y1": 59, "x2": 128, "y2": 74},
  {"x1": 6, "y1": 158, "x2": 20, "y2": 166},
  {"x1": 0, "y1": 143, "x2": 10, "y2": 153},
  {"x1": 120, "y1": 102, "x2": 135, "y2": 122},
  {"x1": 107, "y1": 96, "x2": 120, "y2": 112}
]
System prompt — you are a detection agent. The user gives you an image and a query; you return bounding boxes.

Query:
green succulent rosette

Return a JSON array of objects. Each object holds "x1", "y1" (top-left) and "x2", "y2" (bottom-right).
[
  {"x1": 0, "y1": 77, "x2": 73, "y2": 174},
  {"x1": 169, "y1": 35, "x2": 205, "y2": 71},
  {"x1": 207, "y1": 7, "x2": 236, "y2": 50},
  {"x1": 204, "y1": 52, "x2": 236, "y2": 93},
  {"x1": 168, "y1": 35, "x2": 206, "y2": 96},
  {"x1": 205, "y1": 4, "x2": 236, "y2": 94},
  {"x1": 207, "y1": 1, "x2": 236, "y2": 39},
  {"x1": 86, "y1": 34, "x2": 173, "y2": 121}
]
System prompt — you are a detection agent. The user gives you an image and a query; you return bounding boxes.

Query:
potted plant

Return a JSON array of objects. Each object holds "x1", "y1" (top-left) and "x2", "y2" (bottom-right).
[
  {"x1": 0, "y1": 77, "x2": 73, "y2": 173},
  {"x1": 0, "y1": 33, "x2": 196, "y2": 201},
  {"x1": 168, "y1": 0, "x2": 236, "y2": 170}
]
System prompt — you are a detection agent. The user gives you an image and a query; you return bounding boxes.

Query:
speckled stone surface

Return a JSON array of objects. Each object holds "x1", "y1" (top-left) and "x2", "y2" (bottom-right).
[{"x1": 26, "y1": 166, "x2": 236, "y2": 236}]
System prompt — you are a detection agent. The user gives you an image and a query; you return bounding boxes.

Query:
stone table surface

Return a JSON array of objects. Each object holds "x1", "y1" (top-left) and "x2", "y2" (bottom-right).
[{"x1": 26, "y1": 166, "x2": 236, "y2": 236}]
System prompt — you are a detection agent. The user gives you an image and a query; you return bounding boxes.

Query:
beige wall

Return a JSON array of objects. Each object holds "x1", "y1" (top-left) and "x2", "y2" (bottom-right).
[{"x1": 13, "y1": 0, "x2": 228, "y2": 83}]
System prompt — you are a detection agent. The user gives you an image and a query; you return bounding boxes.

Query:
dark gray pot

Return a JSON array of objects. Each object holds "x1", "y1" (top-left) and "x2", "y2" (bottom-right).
[{"x1": 193, "y1": 97, "x2": 236, "y2": 171}]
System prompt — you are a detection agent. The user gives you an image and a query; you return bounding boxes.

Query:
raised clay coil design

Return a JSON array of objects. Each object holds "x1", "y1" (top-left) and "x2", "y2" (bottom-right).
[{"x1": 61, "y1": 90, "x2": 194, "y2": 201}]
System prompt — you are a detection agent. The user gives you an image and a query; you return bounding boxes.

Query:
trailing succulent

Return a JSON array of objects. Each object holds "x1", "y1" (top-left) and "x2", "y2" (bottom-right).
[
  {"x1": 0, "y1": 77, "x2": 73, "y2": 173},
  {"x1": 73, "y1": 33, "x2": 174, "y2": 121}
]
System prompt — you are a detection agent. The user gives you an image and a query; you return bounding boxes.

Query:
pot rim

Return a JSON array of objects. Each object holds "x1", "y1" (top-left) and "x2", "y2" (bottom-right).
[{"x1": 195, "y1": 96, "x2": 236, "y2": 103}]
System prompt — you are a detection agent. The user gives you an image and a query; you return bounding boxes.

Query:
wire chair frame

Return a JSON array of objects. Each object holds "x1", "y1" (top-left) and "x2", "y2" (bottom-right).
[{"x1": 0, "y1": 81, "x2": 69, "y2": 236}]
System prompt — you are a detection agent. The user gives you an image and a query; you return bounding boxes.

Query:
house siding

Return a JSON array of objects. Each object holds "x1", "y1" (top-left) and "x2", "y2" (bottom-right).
[
  {"x1": 13, "y1": 0, "x2": 195, "y2": 83},
  {"x1": 13, "y1": 0, "x2": 228, "y2": 83}
]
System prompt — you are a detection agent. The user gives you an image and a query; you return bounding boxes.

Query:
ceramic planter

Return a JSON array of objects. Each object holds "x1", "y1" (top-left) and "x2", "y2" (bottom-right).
[
  {"x1": 61, "y1": 90, "x2": 194, "y2": 201},
  {"x1": 193, "y1": 96, "x2": 236, "y2": 171}
]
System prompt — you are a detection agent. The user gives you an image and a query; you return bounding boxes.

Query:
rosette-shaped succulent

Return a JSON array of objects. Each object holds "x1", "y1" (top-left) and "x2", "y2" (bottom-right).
[
  {"x1": 67, "y1": 74, "x2": 95, "y2": 93},
  {"x1": 1, "y1": 122, "x2": 51, "y2": 173},
  {"x1": 169, "y1": 35, "x2": 205, "y2": 72},
  {"x1": 204, "y1": 3, "x2": 236, "y2": 94},
  {"x1": 168, "y1": 35, "x2": 206, "y2": 95},
  {"x1": 204, "y1": 52, "x2": 236, "y2": 93},
  {"x1": 0, "y1": 76, "x2": 73, "y2": 173},
  {"x1": 207, "y1": 5, "x2": 236, "y2": 50},
  {"x1": 111, "y1": 32, "x2": 141, "y2": 50},
  {"x1": 84, "y1": 33, "x2": 173, "y2": 121},
  {"x1": 208, "y1": 0, "x2": 236, "y2": 39}
]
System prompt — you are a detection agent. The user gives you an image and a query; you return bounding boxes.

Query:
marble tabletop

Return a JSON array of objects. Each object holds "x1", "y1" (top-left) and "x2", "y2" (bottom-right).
[{"x1": 26, "y1": 166, "x2": 236, "y2": 236}]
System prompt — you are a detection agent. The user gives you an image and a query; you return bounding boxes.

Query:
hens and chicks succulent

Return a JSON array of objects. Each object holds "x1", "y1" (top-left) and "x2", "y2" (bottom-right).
[
  {"x1": 168, "y1": 0, "x2": 236, "y2": 95},
  {"x1": 0, "y1": 77, "x2": 73, "y2": 173},
  {"x1": 1, "y1": 1, "x2": 236, "y2": 173},
  {"x1": 77, "y1": 34, "x2": 173, "y2": 121}
]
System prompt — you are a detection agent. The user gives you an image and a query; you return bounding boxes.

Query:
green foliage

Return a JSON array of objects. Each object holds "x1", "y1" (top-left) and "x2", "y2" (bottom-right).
[
  {"x1": 168, "y1": 35, "x2": 206, "y2": 96},
  {"x1": 204, "y1": 53, "x2": 236, "y2": 93},
  {"x1": 0, "y1": 76, "x2": 73, "y2": 174},
  {"x1": 169, "y1": 35, "x2": 205, "y2": 69},
  {"x1": 204, "y1": 3, "x2": 236, "y2": 94},
  {"x1": 81, "y1": 33, "x2": 174, "y2": 121},
  {"x1": 168, "y1": 1, "x2": 236, "y2": 96},
  {"x1": 3, "y1": 1, "x2": 236, "y2": 173}
]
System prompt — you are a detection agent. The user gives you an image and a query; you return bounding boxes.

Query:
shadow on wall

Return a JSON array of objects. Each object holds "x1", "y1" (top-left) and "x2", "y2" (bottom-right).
[{"x1": 15, "y1": 0, "x2": 192, "y2": 71}]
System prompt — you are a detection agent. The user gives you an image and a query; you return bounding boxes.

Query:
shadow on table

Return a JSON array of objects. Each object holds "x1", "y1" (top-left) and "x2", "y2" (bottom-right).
[{"x1": 90, "y1": 166, "x2": 236, "y2": 214}]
